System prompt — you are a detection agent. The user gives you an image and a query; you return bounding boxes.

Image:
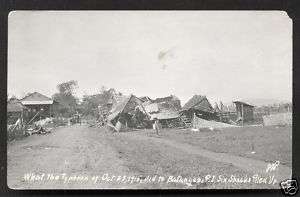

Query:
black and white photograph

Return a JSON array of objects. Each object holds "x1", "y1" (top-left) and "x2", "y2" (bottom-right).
[{"x1": 6, "y1": 11, "x2": 293, "y2": 190}]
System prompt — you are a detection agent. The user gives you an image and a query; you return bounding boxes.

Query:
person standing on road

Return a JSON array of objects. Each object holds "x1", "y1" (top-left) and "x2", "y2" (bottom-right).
[{"x1": 153, "y1": 118, "x2": 160, "y2": 135}]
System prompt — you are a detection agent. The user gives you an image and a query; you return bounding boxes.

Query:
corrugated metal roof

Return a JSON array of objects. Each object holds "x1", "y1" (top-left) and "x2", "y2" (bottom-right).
[{"x1": 182, "y1": 95, "x2": 205, "y2": 110}]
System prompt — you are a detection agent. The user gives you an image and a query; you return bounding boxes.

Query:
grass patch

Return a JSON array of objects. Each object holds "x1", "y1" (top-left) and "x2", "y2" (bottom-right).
[
  {"x1": 105, "y1": 132, "x2": 278, "y2": 189},
  {"x1": 153, "y1": 126, "x2": 292, "y2": 168}
]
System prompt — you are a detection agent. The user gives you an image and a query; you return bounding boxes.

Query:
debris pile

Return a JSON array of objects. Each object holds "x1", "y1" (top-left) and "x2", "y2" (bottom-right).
[
  {"x1": 262, "y1": 112, "x2": 292, "y2": 126},
  {"x1": 106, "y1": 95, "x2": 151, "y2": 132},
  {"x1": 25, "y1": 117, "x2": 54, "y2": 136},
  {"x1": 26, "y1": 126, "x2": 52, "y2": 136},
  {"x1": 192, "y1": 116, "x2": 238, "y2": 131}
]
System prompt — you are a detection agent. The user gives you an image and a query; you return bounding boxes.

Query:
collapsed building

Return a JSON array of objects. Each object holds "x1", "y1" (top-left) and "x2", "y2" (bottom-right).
[
  {"x1": 142, "y1": 95, "x2": 184, "y2": 128},
  {"x1": 97, "y1": 92, "x2": 125, "y2": 125},
  {"x1": 143, "y1": 103, "x2": 181, "y2": 128},
  {"x1": 180, "y1": 95, "x2": 216, "y2": 127},
  {"x1": 106, "y1": 94, "x2": 184, "y2": 131},
  {"x1": 107, "y1": 94, "x2": 151, "y2": 131},
  {"x1": 152, "y1": 95, "x2": 181, "y2": 110},
  {"x1": 104, "y1": 93, "x2": 257, "y2": 131}
]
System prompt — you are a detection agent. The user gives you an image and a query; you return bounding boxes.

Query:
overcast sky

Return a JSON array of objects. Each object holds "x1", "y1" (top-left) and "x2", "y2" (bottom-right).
[{"x1": 8, "y1": 11, "x2": 292, "y2": 105}]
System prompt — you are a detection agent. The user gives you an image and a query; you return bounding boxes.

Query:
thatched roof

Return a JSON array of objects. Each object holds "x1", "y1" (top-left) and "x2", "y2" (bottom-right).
[
  {"x1": 143, "y1": 102, "x2": 180, "y2": 120},
  {"x1": 108, "y1": 95, "x2": 147, "y2": 122},
  {"x1": 21, "y1": 92, "x2": 53, "y2": 105},
  {"x1": 182, "y1": 95, "x2": 214, "y2": 113},
  {"x1": 144, "y1": 103, "x2": 159, "y2": 113},
  {"x1": 153, "y1": 95, "x2": 179, "y2": 103},
  {"x1": 150, "y1": 109, "x2": 179, "y2": 120},
  {"x1": 182, "y1": 95, "x2": 204, "y2": 110},
  {"x1": 139, "y1": 96, "x2": 152, "y2": 102},
  {"x1": 110, "y1": 96, "x2": 132, "y2": 115}
]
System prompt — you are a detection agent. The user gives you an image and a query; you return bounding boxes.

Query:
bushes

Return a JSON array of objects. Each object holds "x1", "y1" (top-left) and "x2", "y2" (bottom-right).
[
  {"x1": 263, "y1": 112, "x2": 292, "y2": 126},
  {"x1": 7, "y1": 127, "x2": 25, "y2": 141}
]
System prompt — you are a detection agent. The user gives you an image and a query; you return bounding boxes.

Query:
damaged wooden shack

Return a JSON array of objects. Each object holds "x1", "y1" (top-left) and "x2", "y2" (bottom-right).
[
  {"x1": 142, "y1": 95, "x2": 183, "y2": 128},
  {"x1": 233, "y1": 100, "x2": 255, "y2": 125},
  {"x1": 180, "y1": 95, "x2": 217, "y2": 127},
  {"x1": 106, "y1": 94, "x2": 185, "y2": 131},
  {"x1": 20, "y1": 92, "x2": 59, "y2": 122},
  {"x1": 107, "y1": 94, "x2": 151, "y2": 132}
]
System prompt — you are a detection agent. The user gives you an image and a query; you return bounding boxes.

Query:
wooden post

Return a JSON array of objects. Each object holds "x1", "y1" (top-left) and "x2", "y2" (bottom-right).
[
  {"x1": 21, "y1": 110, "x2": 24, "y2": 134},
  {"x1": 193, "y1": 112, "x2": 196, "y2": 128},
  {"x1": 241, "y1": 104, "x2": 244, "y2": 126}
]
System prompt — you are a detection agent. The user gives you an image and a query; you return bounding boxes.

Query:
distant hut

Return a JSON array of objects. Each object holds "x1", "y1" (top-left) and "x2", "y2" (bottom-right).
[
  {"x1": 233, "y1": 101, "x2": 255, "y2": 124},
  {"x1": 20, "y1": 92, "x2": 58, "y2": 121},
  {"x1": 7, "y1": 97, "x2": 27, "y2": 125}
]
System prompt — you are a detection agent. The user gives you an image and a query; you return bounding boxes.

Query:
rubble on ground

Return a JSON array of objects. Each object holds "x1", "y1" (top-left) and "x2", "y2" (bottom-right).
[{"x1": 192, "y1": 116, "x2": 238, "y2": 131}]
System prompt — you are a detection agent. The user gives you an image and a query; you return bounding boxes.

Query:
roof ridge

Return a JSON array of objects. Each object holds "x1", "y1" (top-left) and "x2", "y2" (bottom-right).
[
  {"x1": 20, "y1": 92, "x2": 52, "y2": 101},
  {"x1": 184, "y1": 94, "x2": 206, "y2": 110},
  {"x1": 191, "y1": 96, "x2": 206, "y2": 109}
]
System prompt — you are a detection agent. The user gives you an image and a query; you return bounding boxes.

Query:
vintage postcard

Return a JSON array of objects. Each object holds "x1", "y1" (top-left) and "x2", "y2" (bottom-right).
[{"x1": 7, "y1": 11, "x2": 293, "y2": 190}]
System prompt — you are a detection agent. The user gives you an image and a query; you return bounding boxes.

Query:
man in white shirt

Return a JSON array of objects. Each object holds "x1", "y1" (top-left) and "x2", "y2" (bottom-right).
[{"x1": 153, "y1": 118, "x2": 160, "y2": 135}]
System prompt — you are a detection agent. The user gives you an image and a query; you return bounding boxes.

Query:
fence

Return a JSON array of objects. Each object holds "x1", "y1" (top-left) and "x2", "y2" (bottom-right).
[{"x1": 262, "y1": 112, "x2": 292, "y2": 126}]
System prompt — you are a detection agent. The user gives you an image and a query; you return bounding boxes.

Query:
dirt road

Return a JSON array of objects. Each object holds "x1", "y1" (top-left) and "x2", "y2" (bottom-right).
[
  {"x1": 7, "y1": 125, "x2": 136, "y2": 189},
  {"x1": 7, "y1": 125, "x2": 290, "y2": 189}
]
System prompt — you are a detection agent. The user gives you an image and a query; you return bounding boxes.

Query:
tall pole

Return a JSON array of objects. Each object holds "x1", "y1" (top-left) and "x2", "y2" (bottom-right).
[
  {"x1": 241, "y1": 104, "x2": 244, "y2": 126},
  {"x1": 21, "y1": 109, "x2": 24, "y2": 134}
]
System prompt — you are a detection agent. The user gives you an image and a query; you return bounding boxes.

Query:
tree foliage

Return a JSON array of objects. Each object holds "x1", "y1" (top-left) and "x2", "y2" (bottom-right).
[
  {"x1": 57, "y1": 80, "x2": 78, "y2": 96},
  {"x1": 52, "y1": 80, "x2": 79, "y2": 117},
  {"x1": 80, "y1": 86, "x2": 122, "y2": 117}
]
